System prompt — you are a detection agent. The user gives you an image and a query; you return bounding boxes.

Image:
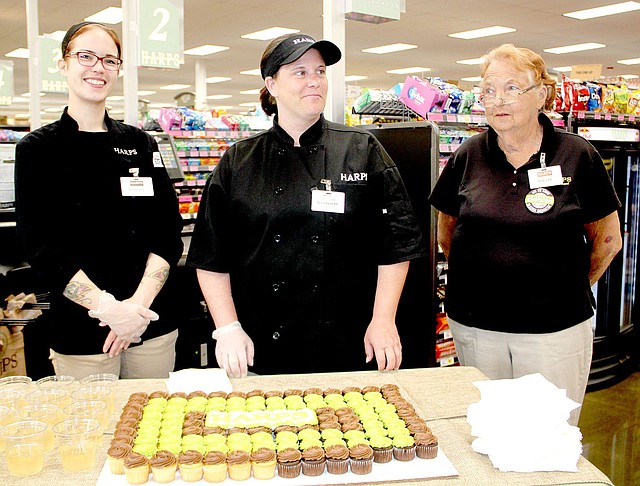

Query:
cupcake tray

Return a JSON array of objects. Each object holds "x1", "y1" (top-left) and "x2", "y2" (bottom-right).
[{"x1": 97, "y1": 449, "x2": 458, "y2": 485}]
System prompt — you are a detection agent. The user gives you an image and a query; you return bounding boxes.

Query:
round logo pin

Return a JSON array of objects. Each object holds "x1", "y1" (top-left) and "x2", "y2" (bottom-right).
[{"x1": 525, "y1": 188, "x2": 554, "y2": 214}]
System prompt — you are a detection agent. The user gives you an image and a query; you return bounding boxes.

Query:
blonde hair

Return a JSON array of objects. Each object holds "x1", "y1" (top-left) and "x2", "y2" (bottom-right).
[{"x1": 481, "y1": 44, "x2": 556, "y2": 111}]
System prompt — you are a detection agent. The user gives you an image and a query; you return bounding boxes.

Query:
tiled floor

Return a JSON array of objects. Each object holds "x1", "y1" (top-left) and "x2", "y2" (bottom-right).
[{"x1": 579, "y1": 371, "x2": 640, "y2": 486}]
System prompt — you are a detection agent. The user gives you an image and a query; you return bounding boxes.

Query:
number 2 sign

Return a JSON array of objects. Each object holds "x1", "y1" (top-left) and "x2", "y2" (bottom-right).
[{"x1": 139, "y1": 0, "x2": 184, "y2": 69}]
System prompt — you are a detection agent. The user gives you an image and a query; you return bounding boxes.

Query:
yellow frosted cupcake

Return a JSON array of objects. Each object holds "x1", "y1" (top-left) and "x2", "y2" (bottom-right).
[
  {"x1": 226, "y1": 450, "x2": 251, "y2": 480},
  {"x1": 251, "y1": 447, "x2": 277, "y2": 480},
  {"x1": 123, "y1": 451, "x2": 150, "y2": 485},
  {"x1": 178, "y1": 450, "x2": 203, "y2": 482},
  {"x1": 203, "y1": 451, "x2": 227, "y2": 483},
  {"x1": 149, "y1": 450, "x2": 177, "y2": 483}
]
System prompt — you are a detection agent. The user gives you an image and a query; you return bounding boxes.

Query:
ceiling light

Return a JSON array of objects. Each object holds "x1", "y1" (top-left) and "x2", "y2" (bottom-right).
[
  {"x1": 564, "y1": 1, "x2": 640, "y2": 20},
  {"x1": 5, "y1": 48, "x2": 29, "y2": 58},
  {"x1": 207, "y1": 94, "x2": 232, "y2": 100},
  {"x1": 345, "y1": 75, "x2": 368, "y2": 82},
  {"x1": 240, "y1": 69, "x2": 261, "y2": 76},
  {"x1": 109, "y1": 109, "x2": 124, "y2": 114},
  {"x1": 21, "y1": 92, "x2": 45, "y2": 97},
  {"x1": 620, "y1": 74, "x2": 639, "y2": 79},
  {"x1": 107, "y1": 95, "x2": 125, "y2": 101},
  {"x1": 241, "y1": 27, "x2": 300, "y2": 40},
  {"x1": 149, "y1": 102, "x2": 172, "y2": 108},
  {"x1": 449, "y1": 26, "x2": 515, "y2": 40},
  {"x1": 45, "y1": 30, "x2": 66, "y2": 41},
  {"x1": 240, "y1": 89, "x2": 261, "y2": 95},
  {"x1": 386, "y1": 67, "x2": 431, "y2": 75},
  {"x1": 137, "y1": 90, "x2": 157, "y2": 96},
  {"x1": 15, "y1": 113, "x2": 30, "y2": 119},
  {"x1": 456, "y1": 58, "x2": 485, "y2": 65},
  {"x1": 362, "y1": 43, "x2": 417, "y2": 54},
  {"x1": 84, "y1": 7, "x2": 123, "y2": 24},
  {"x1": 544, "y1": 43, "x2": 606, "y2": 54},
  {"x1": 184, "y1": 45, "x2": 229, "y2": 56},
  {"x1": 552, "y1": 66, "x2": 573, "y2": 72},
  {"x1": 239, "y1": 102, "x2": 260, "y2": 107},
  {"x1": 206, "y1": 76, "x2": 232, "y2": 84},
  {"x1": 43, "y1": 107, "x2": 63, "y2": 113},
  {"x1": 461, "y1": 76, "x2": 482, "y2": 82},
  {"x1": 618, "y1": 58, "x2": 640, "y2": 65},
  {"x1": 160, "y1": 84, "x2": 191, "y2": 90},
  {"x1": 12, "y1": 97, "x2": 29, "y2": 103},
  {"x1": 211, "y1": 105, "x2": 233, "y2": 110}
]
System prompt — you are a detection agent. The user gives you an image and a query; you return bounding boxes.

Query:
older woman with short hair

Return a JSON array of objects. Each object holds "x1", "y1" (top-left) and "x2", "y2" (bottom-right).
[{"x1": 429, "y1": 44, "x2": 622, "y2": 425}]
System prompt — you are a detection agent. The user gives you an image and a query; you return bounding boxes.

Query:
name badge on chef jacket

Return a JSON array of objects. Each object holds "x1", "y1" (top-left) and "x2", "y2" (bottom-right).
[
  {"x1": 311, "y1": 179, "x2": 345, "y2": 214},
  {"x1": 527, "y1": 152, "x2": 563, "y2": 189},
  {"x1": 120, "y1": 177, "x2": 154, "y2": 196}
]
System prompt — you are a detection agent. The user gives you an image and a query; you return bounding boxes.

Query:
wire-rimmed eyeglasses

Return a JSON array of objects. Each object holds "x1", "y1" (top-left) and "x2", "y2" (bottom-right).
[
  {"x1": 66, "y1": 51, "x2": 122, "y2": 71},
  {"x1": 479, "y1": 84, "x2": 539, "y2": 107}
]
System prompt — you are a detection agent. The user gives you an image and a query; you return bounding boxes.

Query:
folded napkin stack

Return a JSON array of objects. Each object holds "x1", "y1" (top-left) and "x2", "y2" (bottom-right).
[
  {"x1": 166, "y1": 368, "x2": 233, "y2": 394},
  {"x1": 467, "y1": 373, "x2": 582, "y2": 472}
]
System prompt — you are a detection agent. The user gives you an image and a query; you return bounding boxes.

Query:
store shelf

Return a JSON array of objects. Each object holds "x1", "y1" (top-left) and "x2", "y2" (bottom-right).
[{"x1": 572, "y1": 111, "x2": 639, "y2": 123}]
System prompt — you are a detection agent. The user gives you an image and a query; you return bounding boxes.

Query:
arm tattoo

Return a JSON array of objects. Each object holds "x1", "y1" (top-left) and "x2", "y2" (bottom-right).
[
  {"x1": 145, "y1": 267, "x2": 170, "y2": 291},
  {"x1": 64, "y1": 281, "x2": 96, "y2": 305}
]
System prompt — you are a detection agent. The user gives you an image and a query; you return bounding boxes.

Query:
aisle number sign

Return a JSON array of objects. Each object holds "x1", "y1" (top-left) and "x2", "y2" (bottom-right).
[
  {"x1": 139, "y1": 0, "x2": 184, "y2": 69},
  {"x1": 39, "y1": 36, "x2": 67, "y2": 93},
  {"x1": 0, "y1": 61, "x2": 14, "y2": 106}
]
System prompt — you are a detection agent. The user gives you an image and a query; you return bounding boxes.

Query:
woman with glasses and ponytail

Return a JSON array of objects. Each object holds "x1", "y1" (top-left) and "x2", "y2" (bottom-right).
[
  {"x1": 15, "y1": 22, "x2": 183, "y2": 379},
  {"x1": 429, "y1": 44, "x2": 622, "y2": 425}
]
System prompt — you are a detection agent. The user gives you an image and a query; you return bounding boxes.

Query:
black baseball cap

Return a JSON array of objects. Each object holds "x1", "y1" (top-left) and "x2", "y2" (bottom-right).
[{"x1": 260, "y1": 34, "x2": 342, "y2": 79}]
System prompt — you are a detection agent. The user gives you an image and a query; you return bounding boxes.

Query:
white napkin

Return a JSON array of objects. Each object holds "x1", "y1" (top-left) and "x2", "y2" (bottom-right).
[
  {"x1": 467, "y1": 373, "x2": 583, "y2": 472},
  {"x1": 166, "y1": 368, "x2": 233, "y2": 394}
]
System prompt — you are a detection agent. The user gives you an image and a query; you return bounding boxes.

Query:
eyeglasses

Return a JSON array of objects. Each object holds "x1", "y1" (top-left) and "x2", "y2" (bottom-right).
[
  {"x1": 66, "y1": 51, "x2": 122, "y2": 71},
  {"x1": 479, "y1": 83, "x2": 539, "y2": 107}
]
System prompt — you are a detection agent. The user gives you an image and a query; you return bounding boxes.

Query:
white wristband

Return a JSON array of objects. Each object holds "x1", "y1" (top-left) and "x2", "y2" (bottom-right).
[{"x1": 212, "y1": 321, "x2": 242, "y2": 340}]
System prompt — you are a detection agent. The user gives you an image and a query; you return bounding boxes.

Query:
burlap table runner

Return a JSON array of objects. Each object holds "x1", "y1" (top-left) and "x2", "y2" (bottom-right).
[{"x1": 0, "y1": 369, "x2": 613, "y2": 485}]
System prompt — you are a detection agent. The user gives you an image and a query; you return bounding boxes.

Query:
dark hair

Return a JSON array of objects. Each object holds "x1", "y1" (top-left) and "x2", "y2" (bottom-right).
[
  {"x1": 61, "y1": 22, "x2": 122, "y2": 59},
  {"x1": 259, "y1": 35, "x2": 289, "y2": 116}
]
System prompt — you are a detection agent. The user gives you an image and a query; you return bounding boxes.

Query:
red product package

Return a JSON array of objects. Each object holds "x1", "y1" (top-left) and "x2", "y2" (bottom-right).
[
  {"x1": 562, "y1": 75, "x2": 574, "y2": 112},
  {"x1": 554, "y1": 84, "x2": 564, "y2": 112},
  {"x1": 572, "y1": 83, "x2": 590, "y2": 112}
]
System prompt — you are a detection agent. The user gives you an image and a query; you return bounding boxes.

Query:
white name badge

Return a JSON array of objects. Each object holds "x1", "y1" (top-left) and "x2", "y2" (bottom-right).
[
  {"x1": 528, "y1": 165, "x2": 563, "y2": 189},
  {"x1": 311, "y1": 190, "x2": 345, "y2": 214},
  {"x1": 152, "y1": 151, "x2": 164, "y2": 168},
  {"x1": 120, "y1": 177, "x2": 154, "y2": 196}
]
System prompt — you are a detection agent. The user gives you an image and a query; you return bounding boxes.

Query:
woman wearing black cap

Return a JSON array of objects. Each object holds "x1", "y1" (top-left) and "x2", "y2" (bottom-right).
[
  {"x1": 187, "y1": 34, "x2": 425, "y2": 377},
  {"x1": 15, "y1": 22, "x2": 183, "y2": 378}
]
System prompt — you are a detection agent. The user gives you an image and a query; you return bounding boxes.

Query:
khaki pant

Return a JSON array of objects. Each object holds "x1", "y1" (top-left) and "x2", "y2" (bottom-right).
[
  {"x1": 447, "y1": 318, "x2": 593, "y2": 426},
  {"x1": 50, "y1": 329, "x2": 178, "y2": 380}
]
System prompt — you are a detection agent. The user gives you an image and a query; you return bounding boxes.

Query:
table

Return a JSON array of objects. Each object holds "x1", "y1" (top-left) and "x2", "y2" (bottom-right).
[{"x1": 0, "y1": 367, "x2": 613, "y2": 486}]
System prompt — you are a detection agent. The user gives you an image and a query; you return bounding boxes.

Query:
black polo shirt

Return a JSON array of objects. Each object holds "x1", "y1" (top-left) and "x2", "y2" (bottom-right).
[
  {"x1": 15, "y1": 109, "x2": 183, "y2": 354},
  {"x1": 187, "y1": 115, "x2": 425, "y2": 374},
  {"x1": 429, "y1": 113, "x2": 620, "y2": 333}
]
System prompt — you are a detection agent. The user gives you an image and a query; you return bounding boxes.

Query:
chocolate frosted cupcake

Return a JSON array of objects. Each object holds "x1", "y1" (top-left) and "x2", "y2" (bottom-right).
[
  {"x1": 107, "y1": 442, "x2": 131, "y2": 474},
  {"x1": 349, "y1": 443, "x2": 374, "y2": 475},
  {"x1": 227, "y1": 390, "x2": 247, "y2": 399},
  {"x1": 123, "y1": 451, "x2": 150, "y2": 485},
  {"x1": 264, "y1": 390, "x2": 283, "y2": 398},
  {"x1": 414, "y1": 431, "x2": 439, "y2": 459},
  {"x1": 303, "y1": 387, "x2": 323, "y2": 396},
  {"x1": 203, "y1": 451, "x2": 227, "y2": 483},
  {"x1": 276, "y1": 447, "x2": 302, "y2": 478},
  {"x1": 149, "y1": 390, "x2": 169, "y2": 399},
  {"x1": 178, "y1": 450, "x2": 203, "y2": 482},
  {"x1": 246, "y1": 389, "x2": 264, "y2": 398},
  {"x1": 342, "y1": 386, "x2": 362, "y2": 394},
  {"x1": 301, "y1": 446, "x2": 326, "y2": 476},
  {"x1": 323, "y1": 387, "x2": 342, "y2": 396},
  {"x1": 207, "y1": 391, "x2": 228, "y2": 399},
  {"x1": 149, "y1": 450, "x2": 177, "y2": 483},
  {"x1": 251, "y1": 447, "x2": 277, "y2": 480},
  {"x1": 186, "y1": 390, "x2": 207, "y2": 399},
  {"x1": 226, "y1": 450, "x2": 251, "y2": 481},
  {"x1": 361, "y1": 385, "x2": 380, "y2": 394},
  {"x1": 325, "y1": 444, "x2": 350, "y2": 474}
]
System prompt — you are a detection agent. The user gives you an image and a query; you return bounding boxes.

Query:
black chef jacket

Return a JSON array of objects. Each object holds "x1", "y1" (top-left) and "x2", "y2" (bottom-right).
[
  {"x1": 429, "y1": 113, "x2": 621, "y2": 333},
  {"x1": 187, "y1": 115, "x2": 425, "y2": 374},
  {"x1": 15, "y1": 108, "x2": 184, "y2": 355}
]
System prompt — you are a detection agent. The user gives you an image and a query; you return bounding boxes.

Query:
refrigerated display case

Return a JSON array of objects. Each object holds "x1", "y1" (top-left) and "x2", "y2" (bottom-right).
[{"x1": 570, "y1": 114, "x2": 640, "y2": 388}]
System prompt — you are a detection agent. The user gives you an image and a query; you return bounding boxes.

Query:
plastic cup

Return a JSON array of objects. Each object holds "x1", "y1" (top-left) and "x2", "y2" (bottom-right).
[
  {"x1": 0, "y1": 389, "x2": 27, "y2": 410},
  {"x1": 25, "y1": 388, "x2": 71, "y2": 408},
  {"x1": 53, "y1": 418, "x2": 101, "y2": 472},
  {"x1": 79, "y1": 373, "x2": 118, "y2": 387},
  {"x1": 0, "y1": 376, "x2": 33, "y2": 393},
  {"x1": 36, "y1": 375, "x2": 76, "y2": 390},
  {"x1": 1, "y1": 420, "x2": 47, "y2": 476},
  {"x1": 0, "y1": 404, "x2": 16, "y2": 426},
  {"x1": 16, "y1": 403, "x2": 64, "y2": 452},
  {"x1": 71, "y1": 385, "x2": 114, "y2": 414},
  {"x1": 64, "y1": 400, "x2": 109, "y2": 431}
]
